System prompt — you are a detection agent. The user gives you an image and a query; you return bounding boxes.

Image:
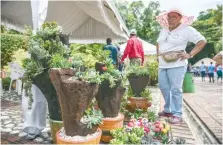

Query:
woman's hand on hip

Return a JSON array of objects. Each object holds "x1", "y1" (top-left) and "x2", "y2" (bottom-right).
[{"x1": 178, "y1": 52, "x2": 191, "y2": 60}]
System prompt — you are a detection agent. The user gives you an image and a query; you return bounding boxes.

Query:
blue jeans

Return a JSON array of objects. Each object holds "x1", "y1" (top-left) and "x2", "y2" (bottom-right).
[{"x1": 158, "y1": 66, "x2": 186, "y2": 117}]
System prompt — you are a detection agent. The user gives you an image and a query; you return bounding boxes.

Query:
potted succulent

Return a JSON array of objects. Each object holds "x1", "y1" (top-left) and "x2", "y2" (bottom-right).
[
  {"x1": 94, "y1": 58, "x2": 126, "y2": 142},
  {"x1": 49, "y1": 55, "x2": 103, "y2": 144},
  {"x1": 126, "y1": 64, "x2": 150, "y2": 97},
  {"x1": 22, "y1": 22, "x2": 70, "y2": 143}
]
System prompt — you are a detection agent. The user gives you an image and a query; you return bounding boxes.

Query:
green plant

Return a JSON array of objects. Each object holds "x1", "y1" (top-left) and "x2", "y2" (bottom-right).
[
  {"x1": 126, "y1": 64, "x2": 149, "y2": 77},
  {"x1": 147, "y1": 110, "x2": 157, "y2": 122},
  {"x1": 50, "y1": 53, "x2": 72, "y2": 68},
  {"x1": 22, "y1": 22, "x2": 70, "y2": 109},
  {"x1": 140, "y1": 88, "x2": 152, "y2": 101},
  {"x1": 2, "y1": 77, "x2": 11, "y2": 89},
  {"x1": 83, "y1": 107, "x2": 103, "y2": 129},
  {"x1": 73, "y1": 69, "x2": 102, "y2": 84},
  {"x1": 147, "y1": 61, "x2": 158, "y2": 85},
  {"x1": 110, "y1": 127, "x2": 144, "y2": 144}
]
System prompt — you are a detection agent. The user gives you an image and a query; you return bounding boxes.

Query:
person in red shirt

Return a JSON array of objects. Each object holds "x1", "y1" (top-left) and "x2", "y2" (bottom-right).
[{"x1": 121, "y1": 29, "x2": 144, "y2": 66}]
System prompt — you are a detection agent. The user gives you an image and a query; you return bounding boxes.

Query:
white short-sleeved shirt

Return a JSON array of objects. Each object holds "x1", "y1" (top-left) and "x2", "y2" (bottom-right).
[{"x1": 157, "y1": 24, "x2": 206, "y2": 68}]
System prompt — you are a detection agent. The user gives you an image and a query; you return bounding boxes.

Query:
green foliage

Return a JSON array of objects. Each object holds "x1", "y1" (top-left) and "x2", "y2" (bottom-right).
[
  {"x1": 50, "y1": 53, "x2": 72, "y2": 68},
  {"x1": 110, "y1": 127, "x2": 144, "y2": 144},
  {"x1": 1, "y1": 33, "x2": 29, "y2": 68},
  {"x1": 140, "y1": 88, "x2": 152, "y2": 101},
  {"x1": 70, "y1": 43, "x2": 108, "y2": 68},
  {"x1": 22, "y1": 22, "x2": 69, "y2": 109},
  {"x1": 147, "y1": 110, "x2": 157, "y2": 122},
  {"x1": 2, "y1": 77, "x2": 11, "y2": 89},
  {"x1": 126, "y1": 64, "x2": 149, "y2": 77},
  {"x1": 187, "y1": 5, "x2": 222, "y2": 64},
  {"x1": 115, "y1": 1, "x2": 161, "y2": 44},
  {"x1": 83, "y1": 107, "x2": 103, "y2": 129},
  {"x1": 74, "y1": 69, "x2": 102, "y2": 84},
  {"x1": 147, "y1": 61, "x2": 158, "y2": 84}
]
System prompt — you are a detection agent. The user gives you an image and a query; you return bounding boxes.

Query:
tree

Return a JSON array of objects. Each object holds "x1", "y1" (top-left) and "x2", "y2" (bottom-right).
[
  {"x1": 187, "y1": 5, "x2": 222, "y2": 64},
  {"x1": 116, "y1": 1, "x2": 161, "y2": 44}
]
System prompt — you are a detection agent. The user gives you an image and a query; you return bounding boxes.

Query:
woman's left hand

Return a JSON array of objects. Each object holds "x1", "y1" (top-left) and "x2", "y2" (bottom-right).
[{"x1": 178, "y1": 52, "x2": 191, "y2": 60}]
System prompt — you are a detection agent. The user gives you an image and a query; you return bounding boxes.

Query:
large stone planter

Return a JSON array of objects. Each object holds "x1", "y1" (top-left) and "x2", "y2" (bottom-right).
[
  {"x1": 32, "y1": 71, "x2": 62, "y2": 121},
  {"x1": 128, "y1": 74, "x2": 150, "y2": 97},
  {"x1": 96, "y1": 80, "x2": 125, "y2": 117},
  {"x1": 50, "y1": 68, "x2": 99, "y2": 136}
]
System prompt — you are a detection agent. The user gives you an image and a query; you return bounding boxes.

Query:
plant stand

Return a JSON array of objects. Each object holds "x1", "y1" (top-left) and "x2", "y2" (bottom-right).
[
  {"x1": 50, "y1": 68, "x2": 99, "y2": 136},
  {"x1": 99, "y1": 113, "x2": 124, "y2": 143}
]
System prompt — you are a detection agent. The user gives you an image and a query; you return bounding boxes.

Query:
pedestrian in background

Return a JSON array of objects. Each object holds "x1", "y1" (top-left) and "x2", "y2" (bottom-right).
[
  {"x1": 200, "y1": 61, "x2": 206, "y2": 81},
  {"x1": 121, "y1": 29, "x2": 144, "y2": 66},
  {"x1": 208, "y1": 62, "x2": 215, "y2": 83}
]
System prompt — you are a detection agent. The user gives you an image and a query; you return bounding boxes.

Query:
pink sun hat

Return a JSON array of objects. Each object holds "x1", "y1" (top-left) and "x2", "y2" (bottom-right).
[{"x1": 156, "y1": 8, "x2": 194, "y2": 28}]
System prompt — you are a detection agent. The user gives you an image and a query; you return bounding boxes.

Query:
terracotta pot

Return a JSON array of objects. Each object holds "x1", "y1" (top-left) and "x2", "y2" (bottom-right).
[
  {"x1": 128, "y1": 75, "x2": 149, "y2": 97},
  {"x1": 49, "y1": 118, "x2": 63, "y2": 144},
  {"x1": 99, "y1": 113, "x2": 124, "y2": 143},
  {"x1": 56, "y1": 128, "x2": 102, "y2": 144},
  {"x1": 126, "y1": 97, "x2": 151, "y2": 112}
]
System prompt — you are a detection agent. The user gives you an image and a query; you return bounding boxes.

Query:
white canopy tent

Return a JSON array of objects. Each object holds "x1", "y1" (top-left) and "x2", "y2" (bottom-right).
[
  {"x1": 1, "y1": 0, "x2": 129, "y2": 43},
  {"x1": 193, "y1": 58, "x2": 216, "y2": 67},
  {"x1": 120, "y1": 38, "x2": 156, "y2": 55}
]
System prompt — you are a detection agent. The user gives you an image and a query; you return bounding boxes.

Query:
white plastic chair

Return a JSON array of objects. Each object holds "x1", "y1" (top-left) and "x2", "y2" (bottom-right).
[{"x1": 9, "y1": 62, "x2": 24, "y2": 94}]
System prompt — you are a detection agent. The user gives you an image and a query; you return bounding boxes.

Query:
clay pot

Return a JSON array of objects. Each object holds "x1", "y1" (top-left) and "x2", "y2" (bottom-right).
[
  {"x1": 126, "y1": 97, "x2": 151, "y2": 112},
  {"x1": 99, "y1": 113, "x2": 124, "y2": 143},
  {"x1": 56, "y1": 128, "x2": 102, "y2": 144},
  {"x1": 49, "y1": 118, "x2": 63, "y2": 143}
]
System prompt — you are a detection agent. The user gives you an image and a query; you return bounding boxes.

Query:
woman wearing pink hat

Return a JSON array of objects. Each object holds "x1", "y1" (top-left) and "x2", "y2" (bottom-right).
[{"x1": 156, "y1": 9, "x2": 207, "y2": 124}]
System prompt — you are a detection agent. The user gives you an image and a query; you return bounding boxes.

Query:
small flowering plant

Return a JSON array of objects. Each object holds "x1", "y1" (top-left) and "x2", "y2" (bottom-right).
[{"x1": 151, "y1": 120, "x2": 171, "y2": 144}]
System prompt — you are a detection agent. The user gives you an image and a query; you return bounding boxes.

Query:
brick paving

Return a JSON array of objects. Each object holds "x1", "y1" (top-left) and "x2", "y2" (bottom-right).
[{"x1": 184, "y1": 77, "x2": 222, "y2": 143}]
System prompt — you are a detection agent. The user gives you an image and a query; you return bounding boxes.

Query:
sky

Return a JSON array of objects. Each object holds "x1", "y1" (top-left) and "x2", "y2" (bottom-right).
[{"x1": 143, "y1": 0, "x2": 222, "y2": 19}]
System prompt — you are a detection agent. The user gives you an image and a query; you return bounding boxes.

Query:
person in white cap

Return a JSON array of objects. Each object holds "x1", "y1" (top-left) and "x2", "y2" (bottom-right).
[
  {"x1": 156, "y1": 9, "x2": 207, "y2": 124},
  {"x1": 121, "y1": 29, "x2": 144, "y2": 66}
]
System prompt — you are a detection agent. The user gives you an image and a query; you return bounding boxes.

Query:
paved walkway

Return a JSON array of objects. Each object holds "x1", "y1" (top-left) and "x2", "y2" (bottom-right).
[{"x1": 184, "y1": 77, "x2": 222, "y2": 143}]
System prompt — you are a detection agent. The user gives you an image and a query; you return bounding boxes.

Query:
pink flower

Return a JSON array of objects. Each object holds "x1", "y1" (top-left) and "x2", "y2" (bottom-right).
[{"x1": 68, "y1": 58, "x2": 73, "y2": 62}]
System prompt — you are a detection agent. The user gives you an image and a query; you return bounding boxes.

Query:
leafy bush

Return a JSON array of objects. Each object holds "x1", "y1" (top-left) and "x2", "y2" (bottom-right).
[
  {"x1": 147, "y1": 61, "x2": 158, "y2": 85},
  {"x1": 2, "y1": 77, "x2": 11, "y2": 89},
  {"x1": 140, "y1": 88, "x2": 152, "y2": 101},
  {"x1": 1, "y1": 33, "x2": 29, "y2": 68}
]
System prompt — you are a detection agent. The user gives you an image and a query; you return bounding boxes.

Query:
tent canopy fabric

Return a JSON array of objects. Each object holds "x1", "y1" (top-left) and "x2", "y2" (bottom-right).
[
  {"x1": 193, "y1": 58, "x2": 216, "y2": 67},
  {"x1": 1, "y1": 0, "x2": 129, "y2": 44},
  {"x1": 120, "y1": 38, "x2": 156, "y2": 55}
]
